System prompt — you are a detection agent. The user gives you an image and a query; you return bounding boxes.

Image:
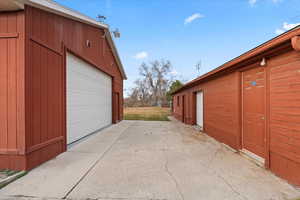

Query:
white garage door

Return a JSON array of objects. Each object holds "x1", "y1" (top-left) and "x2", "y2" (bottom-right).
[
  {"x1": 67, "y1": 53, "x2": 112, "y2": 144},
  {"x1": 196, "y1": 91, "x2": 204, "y2": 129}
]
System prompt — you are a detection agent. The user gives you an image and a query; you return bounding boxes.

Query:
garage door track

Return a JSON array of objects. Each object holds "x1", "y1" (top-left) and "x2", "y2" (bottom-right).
[{"x1": 0, "y1": 120, "x2": 299, "y2": 200}]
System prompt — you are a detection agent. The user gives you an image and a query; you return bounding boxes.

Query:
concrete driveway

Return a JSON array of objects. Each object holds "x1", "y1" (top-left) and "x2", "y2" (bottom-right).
[{"x1": 0, "y1": 119, "x2": 299, "y2": 200}]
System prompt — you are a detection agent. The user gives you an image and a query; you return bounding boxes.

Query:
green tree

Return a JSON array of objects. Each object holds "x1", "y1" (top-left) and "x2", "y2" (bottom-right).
[{"x1": 166, "y1": 80, "x2": 183, "y2": 102}]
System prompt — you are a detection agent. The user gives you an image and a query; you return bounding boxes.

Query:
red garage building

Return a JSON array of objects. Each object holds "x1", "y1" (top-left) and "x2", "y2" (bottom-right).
[
  {"x1": 172, "y1": 27, "x2": 300, "y2": 186},
  {"x1": 0, "y1": 0, "x2": 126, "y2": 170}
]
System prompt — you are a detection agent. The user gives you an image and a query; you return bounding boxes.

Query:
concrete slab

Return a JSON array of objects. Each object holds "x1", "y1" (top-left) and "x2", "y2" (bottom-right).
[
  {"x1": 0, "y1": 120, "x2": 299, "y2": 200},
  {"x1": 0, "y1": 152, "x2": 99, "y2": 199},
  {"x1": 0, "y1": 121, "x2": 132, "y2": 199},
  {"x1": 67, "y1": 126, "x2": 182, "y2": 200}
]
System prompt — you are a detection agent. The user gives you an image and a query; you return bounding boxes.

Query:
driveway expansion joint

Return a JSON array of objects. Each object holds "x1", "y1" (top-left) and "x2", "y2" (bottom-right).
[
  {"x1": 63, "y1": 123, "x2": 135, "y2": 199},
  {"x1": 161, "y1": 136, "x2": 185, "y2": 200},
  {"x1": 164, "y1": 157, "x2": 185, "y2": 200},
  {"x1": 216, "y1": 173, "x2": 249, "y2": 200}
]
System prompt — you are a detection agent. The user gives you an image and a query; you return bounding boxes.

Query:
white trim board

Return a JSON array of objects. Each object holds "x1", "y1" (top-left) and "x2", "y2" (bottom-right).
[{"x1": 240, "y1": 149, "x2": 265, "y2": 167}]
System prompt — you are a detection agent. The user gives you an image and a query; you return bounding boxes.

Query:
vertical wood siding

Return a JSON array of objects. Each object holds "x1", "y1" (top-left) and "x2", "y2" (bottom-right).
[
  {"x1": 0, "y1": 36, "x2": 17, "y2": 152},
  {"x1": 21, "y1": 6, "x2": 124, "y2": 170},
  {"x1": 26, "y1": 41, "x2": 64, "y2": 149},
  {"x1": 1, "y1": 6, "x2": 124, "y2": 171},
  {"x1": 0, "y1": 11, "x2": 25, "y2": 170}
]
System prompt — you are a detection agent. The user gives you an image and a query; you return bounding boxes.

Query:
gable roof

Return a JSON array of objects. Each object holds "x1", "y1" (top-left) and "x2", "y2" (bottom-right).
[
  {"x1": 172, "y1": 25, "x2": 300, "y2": 95},
  {"x1": 1, "y1": 0, "x2": 127, "y2": 80}
]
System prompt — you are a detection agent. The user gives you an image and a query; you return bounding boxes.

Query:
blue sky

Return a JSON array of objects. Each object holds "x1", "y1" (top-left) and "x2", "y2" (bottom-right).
[{"x1": 56, "y1": 0, "x2": 300, "y2": 95}]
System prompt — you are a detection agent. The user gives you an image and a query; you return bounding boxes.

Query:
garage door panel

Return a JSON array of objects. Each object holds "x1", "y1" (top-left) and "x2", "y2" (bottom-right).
[
  {"x1": 67, "y1": 93, "x2": 108, "y2": 106},
  {"x1": 67, "y1": 76, "x2": 111, "y2": 92},
  {"x1": 67, "y1": 53, "x2": 112, "y2": 144},
  {"x1": 67, "y1": 110, "x2": 110, "y2": 124},
  {"x1": 68, "y1": 84, "x2": 112, "y2": 93}
]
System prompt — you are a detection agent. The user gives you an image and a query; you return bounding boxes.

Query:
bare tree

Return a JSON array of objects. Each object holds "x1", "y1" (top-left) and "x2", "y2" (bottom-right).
[
  {"x1": 139, "y1": 60, "x2": 172, "y2": 106},
  {"x1": 134, "y1": 79, "x2": 151, "y2": 106},
  {"x1": 126, "y1": 59, "x2": 173, "y2": 107}
]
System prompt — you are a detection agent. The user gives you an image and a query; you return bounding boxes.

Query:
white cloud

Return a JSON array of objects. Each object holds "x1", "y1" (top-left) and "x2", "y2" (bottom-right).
[
  {"x1": 275, "y1": 29, "x2": 285, "y2": 35},
  {"x1": 184, "y1": 13, "x2": 204, "y2": 25},
  {"x1": 282, "y1": 22, "x2": 300, "y2": 30},
  {"x1": 134, "y1": 51, "x2": 148, "y2": 59},
  {"x1": 170, "y1": 69, "x2": 179, "y2": 76},
  {"x1": 249, "y1": 0, "x2": 257, "y2": 6},
  {"x1": 249, "y1": 0, "x2": 282, "y2": 6},
  {"x1": 275, "y1": 22, "x2": 300, "y2": 35}
]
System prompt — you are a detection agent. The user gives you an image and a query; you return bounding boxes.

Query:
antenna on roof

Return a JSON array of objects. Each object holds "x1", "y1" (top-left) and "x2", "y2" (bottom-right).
[
  {"x1": 97, "y1": 15, "x2": 107, "y2": 23},
  {"x1": 195, "y1": 60, "x2": 202, "y2": 75},
  {"x1": 96, "y1": 14, "x2": 121, "y2": 39}
]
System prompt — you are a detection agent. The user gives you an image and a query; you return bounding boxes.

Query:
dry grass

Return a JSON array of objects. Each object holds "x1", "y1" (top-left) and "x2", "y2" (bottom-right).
[
  {"x1": 0, "y1": 170, "x2": 27, "y2": 189},
  {"x1": 124, "y1": 107, "x2": 171, "y2": 121}
]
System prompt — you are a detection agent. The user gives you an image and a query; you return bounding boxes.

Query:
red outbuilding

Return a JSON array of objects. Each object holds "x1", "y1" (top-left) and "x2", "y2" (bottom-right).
[
  {"x1": 0, "y1": 0, "x2": 126, "y2": 170},
  {"x1": 172, "y1": 27, "x2": 300, "y2": 186}
]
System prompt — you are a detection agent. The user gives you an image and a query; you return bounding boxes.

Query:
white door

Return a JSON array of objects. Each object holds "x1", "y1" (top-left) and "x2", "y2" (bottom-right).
[
  {"x1": 196, "y1": 91, "x2": 204, "y2": 129},
  {"x1": 67, "y1": 53, "x2": 112, "y2": 144}
]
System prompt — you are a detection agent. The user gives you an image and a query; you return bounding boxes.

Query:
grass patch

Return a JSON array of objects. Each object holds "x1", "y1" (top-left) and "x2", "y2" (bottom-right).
[
  {"x1": 124, "y1": 113, "x2": 170, "y2": 121},
  {"x1": 0, "y1": 169, "x2": 18, "y2": 177},
  {"x1": 0, "y1": 171, "x2": 27, "y2": 189},
  {"x1": 124, "y1": 107, "x2": 171, "y2": 121}
]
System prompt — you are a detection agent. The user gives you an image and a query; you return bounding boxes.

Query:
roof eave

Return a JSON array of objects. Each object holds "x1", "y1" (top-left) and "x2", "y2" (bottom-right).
[
  {"x1": 106, "y1": 31, "x2": 128, "y2": 80},
  {"x1": 21, "y1": 0, "x2": 108, "y2": 29}
]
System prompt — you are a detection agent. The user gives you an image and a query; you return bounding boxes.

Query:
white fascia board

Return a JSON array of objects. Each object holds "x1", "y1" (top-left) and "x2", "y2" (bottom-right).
[
  {"x1": 23, "y1": 0, "x2": 108, "y2": 29},
  {"x1": 3, "y1": 0, "x2": 108, "y2": 29},
  {"x1": 106, "y1": 31, "x2": 127, "y2": 80}
]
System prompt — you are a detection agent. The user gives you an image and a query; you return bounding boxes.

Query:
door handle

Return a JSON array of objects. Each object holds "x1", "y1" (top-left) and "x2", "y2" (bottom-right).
[{"x1": 261, "y1": 116, "x2": 265, "y2": 120}]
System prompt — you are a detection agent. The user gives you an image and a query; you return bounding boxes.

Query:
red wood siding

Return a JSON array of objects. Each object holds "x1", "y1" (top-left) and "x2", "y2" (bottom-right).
[
  {"x1": 173, "y1": 72, "x2": 240, "y2": 149},
  {"x1": 0, "y1": 6, "x2": 124, "y2": 171},
  {"x1": 268, "y1": 51, "x2": 300, "y2": 186},
  {"x1": 0, "y1": 36, "x2": 18, "y2": 152},
  {"x1": 0, "y1": 11, "x2": 26, "y2": 170},
  {"x1": 26, "y1": 6, "x2": 123, "y2": 85},
  {"x1": 26, "y1": 41, "x2": 64, "y2": 151},
  {"x1": 172, "y1": 49, "x2": 300, "y2": 186},
  {"x1": 21, "y1": 6, "x2": 124, "y2": 170},
  {"x1": 203, "y1": 73, "x2": 240, "y2": 149}
]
